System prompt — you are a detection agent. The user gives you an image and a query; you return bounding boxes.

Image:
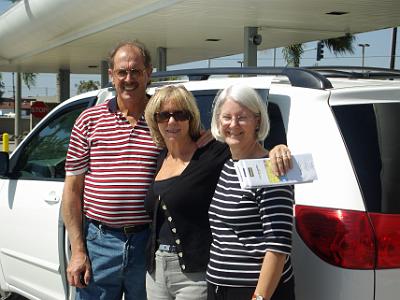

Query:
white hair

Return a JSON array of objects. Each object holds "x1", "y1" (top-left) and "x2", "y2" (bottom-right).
[{"x1": 210, "y1": 84, "x2": 270, "y2": 142}]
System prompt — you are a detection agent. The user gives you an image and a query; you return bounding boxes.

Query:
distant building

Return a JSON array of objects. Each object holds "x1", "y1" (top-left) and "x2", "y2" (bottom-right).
[
  {"x1": 0, "y1": 97, "x2": 59, "y2": 136},
  {"x1": 0, "y1": 96, "x2": 58, "y2": 117},
  {"x1": 0, "y1": 97, "x2": 32, "y2": 117}
]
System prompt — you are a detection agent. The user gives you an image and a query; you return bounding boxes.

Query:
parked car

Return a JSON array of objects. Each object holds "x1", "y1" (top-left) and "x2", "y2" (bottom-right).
[{"x1": 0, "y1": 67, "x2": 399, "y2": 300}]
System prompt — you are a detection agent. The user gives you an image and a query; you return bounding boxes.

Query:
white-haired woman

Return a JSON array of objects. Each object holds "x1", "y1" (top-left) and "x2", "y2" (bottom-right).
[{"x1": 207, "y1": 84, "x2": 295, "y2": 300}]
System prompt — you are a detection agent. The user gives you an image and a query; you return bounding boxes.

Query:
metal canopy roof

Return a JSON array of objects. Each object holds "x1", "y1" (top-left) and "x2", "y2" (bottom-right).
[{"x1": 0, "y1": 0, "x2": 399, "y2": 74}]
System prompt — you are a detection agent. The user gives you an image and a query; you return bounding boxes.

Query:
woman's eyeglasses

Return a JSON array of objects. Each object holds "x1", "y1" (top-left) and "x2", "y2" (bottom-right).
[
  {"x1": 154, "y1": 110, "x2": 191, "y2": 123},
  {"x1": 114, "y1": 68, "x2": 145, "y2": 80},
  {"x1": 219, "y1": 114, "x2": 258, "y2": 125}
]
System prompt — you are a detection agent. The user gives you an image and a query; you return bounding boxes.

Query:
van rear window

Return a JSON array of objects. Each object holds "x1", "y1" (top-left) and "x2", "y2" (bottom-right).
[{"x1": 332, "y1": 103, "x2": 400, "y2": 214}]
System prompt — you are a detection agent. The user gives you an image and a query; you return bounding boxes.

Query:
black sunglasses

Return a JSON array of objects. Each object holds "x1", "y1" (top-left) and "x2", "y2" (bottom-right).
[{"x1": 154, "y1": 110, "x2": 191, "y2": 123}]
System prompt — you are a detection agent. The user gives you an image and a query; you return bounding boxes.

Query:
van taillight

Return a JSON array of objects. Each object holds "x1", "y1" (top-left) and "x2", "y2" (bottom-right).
[
  {"x1": 295, "y1": 205, "x2": 375, "y2": 269},
  {"x1": 369, "y1": 213, "x2": 400, "y2": 269}
]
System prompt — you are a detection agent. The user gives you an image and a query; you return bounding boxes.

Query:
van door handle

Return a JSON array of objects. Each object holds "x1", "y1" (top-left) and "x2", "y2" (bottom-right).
[{"x1": 44, "y1": 191, "x2": 60, "y2": 204}]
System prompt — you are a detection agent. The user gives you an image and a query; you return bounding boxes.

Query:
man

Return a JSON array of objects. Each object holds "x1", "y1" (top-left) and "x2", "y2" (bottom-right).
[{"x1": 62, "y1": 41, "x2": 157, "y2": 300}]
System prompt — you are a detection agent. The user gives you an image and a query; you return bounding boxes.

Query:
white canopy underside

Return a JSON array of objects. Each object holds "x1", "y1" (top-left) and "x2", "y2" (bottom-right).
[{"x1": 0, "y1": 0, "x2": 399, "y2": 73}]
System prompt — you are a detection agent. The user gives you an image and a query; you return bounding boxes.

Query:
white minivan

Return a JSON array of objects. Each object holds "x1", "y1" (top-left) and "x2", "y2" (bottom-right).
[{"x1": 0, "y1": 67, "x2": 399, "y2": 300}]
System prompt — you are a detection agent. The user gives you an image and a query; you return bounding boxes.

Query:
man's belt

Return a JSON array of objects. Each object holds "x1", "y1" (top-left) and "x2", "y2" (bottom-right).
[{"x1": 89, "y1": 219, "x2": 149, "y2": 235}]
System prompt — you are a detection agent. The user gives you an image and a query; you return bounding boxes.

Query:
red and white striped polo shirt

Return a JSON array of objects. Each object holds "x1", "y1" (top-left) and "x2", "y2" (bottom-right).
[{"x1": 65, "y1": 98, "x2": 160, "y2": 226}]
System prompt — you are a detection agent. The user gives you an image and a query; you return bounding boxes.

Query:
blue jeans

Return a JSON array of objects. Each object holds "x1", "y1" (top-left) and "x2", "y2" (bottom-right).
[{"x1": 76, "y1": 221, "x2": 150, "y2": 300}]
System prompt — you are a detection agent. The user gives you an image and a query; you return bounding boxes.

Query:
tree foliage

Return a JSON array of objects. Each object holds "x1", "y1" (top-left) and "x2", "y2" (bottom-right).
[
  {"x1": 75, "y1": 80, "x2": 100, "y2": 94},
  {"x1": 0, "y1": 72, "x2": 37, "y2": 99},
  {"x1": 283, "y1": 33, "x2": 355, "y2": 66},
  {"x1": 323, "y1": 33, "x2": 355, "y2": 55},
  {"x1": 282, "y1": 44, "x2": 304, "y2": 67},
  {"x1": 22, "y1": 73, "x2": 37, "y2": 89}
]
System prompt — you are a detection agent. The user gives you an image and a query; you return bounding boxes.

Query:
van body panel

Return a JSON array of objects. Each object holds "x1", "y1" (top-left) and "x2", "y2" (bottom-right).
[{"x1": 292, "y1": 232, "x2": 374, "y2": 300}]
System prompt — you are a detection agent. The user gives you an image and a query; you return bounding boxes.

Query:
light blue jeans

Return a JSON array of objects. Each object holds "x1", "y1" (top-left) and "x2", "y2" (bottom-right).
[
  {"x1": 146, "y1": 250, "x2": 207, "y2": 300},
  {"x1": 76, "y1": 221, "x2": 150, "y2": 300}
]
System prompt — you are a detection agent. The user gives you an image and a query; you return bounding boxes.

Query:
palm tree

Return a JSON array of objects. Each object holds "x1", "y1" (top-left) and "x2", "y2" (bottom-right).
[
  {"x1": 323, "y1": 33, "x2": 355, "y2": 55},
  {"x1": 282, "y1": 44, "x2": 304, "y2": 67},
  {"x1": 10, "y1": 72, "x2": 37, "y2": 98},
  {"x1": 22, "y1": 73, "x2": 37, "y2": 90},
  {"x1": 283, "y1": 33, "x2": 355, "y2": 67}
]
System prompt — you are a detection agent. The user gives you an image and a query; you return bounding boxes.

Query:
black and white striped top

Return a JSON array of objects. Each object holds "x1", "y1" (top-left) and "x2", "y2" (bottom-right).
[{"x1": 206, "y1": 159, "x2": 294, "y2": 287}]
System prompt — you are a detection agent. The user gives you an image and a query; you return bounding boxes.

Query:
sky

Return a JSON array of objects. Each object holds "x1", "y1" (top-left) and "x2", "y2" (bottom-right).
[{"x1": 0, "y1": 0, "x2": 399, "y2": 98}]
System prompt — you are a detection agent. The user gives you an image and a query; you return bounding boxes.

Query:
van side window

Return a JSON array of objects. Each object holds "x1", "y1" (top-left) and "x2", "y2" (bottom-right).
[
  {"x1": 11, "y1": 102, "x2": 89, "y2": 180},
  {"x1": 191, "y1": 90, "x2": 216, "y2": 129},
  {"x1": 264, "y1": 102, "x2": 287, "y2": 149},
  {"x1": 332, "y1": 103, "x2": 400, "y2": 214}
]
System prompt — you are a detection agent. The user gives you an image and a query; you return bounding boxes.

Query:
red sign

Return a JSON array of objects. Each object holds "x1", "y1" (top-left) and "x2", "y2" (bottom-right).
[{"x1": 31, "y1": 101, "x2": 49, "y2": 118}]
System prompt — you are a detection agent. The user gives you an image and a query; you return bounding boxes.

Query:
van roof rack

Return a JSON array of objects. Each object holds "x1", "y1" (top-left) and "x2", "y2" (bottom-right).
[
  {"x1": 305, "y1": 66, "x2": 400, "y2": 79},
  {"x1": 152, "y1": 67, "x2": 333, "y2": 90}
]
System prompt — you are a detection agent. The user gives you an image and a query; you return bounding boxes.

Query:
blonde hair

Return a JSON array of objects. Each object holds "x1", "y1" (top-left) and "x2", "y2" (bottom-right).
[{"x1": 145, "y1": 85, "x2": 202, "y2": 148}]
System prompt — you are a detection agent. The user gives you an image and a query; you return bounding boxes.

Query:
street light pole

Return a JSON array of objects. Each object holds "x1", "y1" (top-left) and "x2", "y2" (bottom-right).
[{"x1": 358, "y1": 43, "x2": 370, "y2": 69}]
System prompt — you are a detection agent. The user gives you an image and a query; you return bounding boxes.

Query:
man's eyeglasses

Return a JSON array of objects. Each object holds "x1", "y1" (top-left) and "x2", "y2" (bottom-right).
[
  {"x1": 154, "y1": 110, "x2": 191, "y2": 123},
  {"x1": 114, "y1": 68, "x2": 145, "y2": 80}
]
